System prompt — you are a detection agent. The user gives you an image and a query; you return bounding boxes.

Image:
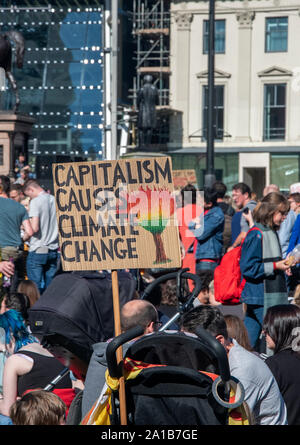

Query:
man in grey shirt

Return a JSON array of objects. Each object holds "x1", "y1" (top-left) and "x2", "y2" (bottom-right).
[
  {"x1": 229, "y1": 183, "x2": 257, "y2": 250},
  {"x1": 180, "y1": 305, "x2": 288, "y2": 425},
  {"x1": 23, "y1": 179, "x2": 59, "y2": 294}
]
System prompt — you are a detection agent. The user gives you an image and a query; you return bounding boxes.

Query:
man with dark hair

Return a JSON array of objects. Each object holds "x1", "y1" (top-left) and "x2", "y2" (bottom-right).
[
  {"x1": 0, "y1": 176, "x2": 33, "y2": 291},
  {"x1": 0, "y1": 175, "x2": 11, "y2": 196},
  {"x1": 180, "y1": 305, "x2": 287, "y2": 425},
  {"x1": 188, "y1": 187, "x2": 224, "y2": 274},
  {"x1": 213, "y1": 181, "x2": 235, "y2": 216},
  {"x1": 180, "y1": 183, "x2": 198, "y2": 206},
  {"x1": 23, "y1": 179, "x2": 59, "y2": 293},
  {"x1": 213, "y1": 181, "x2": 235, "y2": 254},
  {"x1": 228, "y1": 182, "x2": 257, "y2": 250},
  {"x1": 81, "y1": 299, "x2": 159, "y2": 419},
  {"x1": 9, "y1": 183, "x2": 25, "y2": 202}
]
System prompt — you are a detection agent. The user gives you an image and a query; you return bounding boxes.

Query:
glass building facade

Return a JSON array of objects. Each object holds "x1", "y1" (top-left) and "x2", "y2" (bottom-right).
[{"x1": 1, "y1": 0, "x2": 104, "y2": 179}]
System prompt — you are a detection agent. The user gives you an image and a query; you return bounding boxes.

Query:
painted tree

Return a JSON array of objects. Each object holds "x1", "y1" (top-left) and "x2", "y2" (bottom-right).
[{"x1": 126, "y1": 186, "x2": 175, "y2": 264}]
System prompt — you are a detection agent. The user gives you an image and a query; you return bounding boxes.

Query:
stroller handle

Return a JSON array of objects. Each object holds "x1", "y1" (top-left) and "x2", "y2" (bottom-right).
[
  {"x1": 195, "y1": 326, "x2": 231, "y2": 383},
  {"x1": 106, "y1": 325, "x2": 144, "y2": 378},
  {"x1": 141, "y1": 269, "x2": 202, "y2": 305}
]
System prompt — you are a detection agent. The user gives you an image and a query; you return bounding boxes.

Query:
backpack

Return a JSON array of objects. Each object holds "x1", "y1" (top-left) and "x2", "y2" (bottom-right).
[
  {"x1": 214, "y1": 227, "x2": 262, "y2": 305},
  {"x1": 223, "y1": 213, "x2": 232, "y2": 253},
  {"x1": 218, "y1": 203, "x2": 234, "y2": 255}
]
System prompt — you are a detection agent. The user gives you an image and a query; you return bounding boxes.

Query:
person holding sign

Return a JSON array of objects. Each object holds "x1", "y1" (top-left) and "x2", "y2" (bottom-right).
[{"x1": 23, "y1": 180, "x2": 59, "y2": 294}]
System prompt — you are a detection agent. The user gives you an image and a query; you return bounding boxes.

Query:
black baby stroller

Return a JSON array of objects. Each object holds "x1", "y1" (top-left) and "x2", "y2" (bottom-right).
[
  {"x1": 82, "y1": 269, "x2": 250, "y2": 426},
  {"x1": 28, "y1": 270, "x2": 136, "y2": 380}
]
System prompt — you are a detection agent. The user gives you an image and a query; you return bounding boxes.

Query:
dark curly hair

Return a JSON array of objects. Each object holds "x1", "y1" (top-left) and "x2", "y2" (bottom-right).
[{"x1": 180, "y1": 305, "x2": 228, "y2": 339}]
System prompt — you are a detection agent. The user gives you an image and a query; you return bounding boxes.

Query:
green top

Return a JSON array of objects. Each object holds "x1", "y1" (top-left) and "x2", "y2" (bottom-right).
[{"x1": 0, "y1": 197, "x2": 29, "y2": 248}]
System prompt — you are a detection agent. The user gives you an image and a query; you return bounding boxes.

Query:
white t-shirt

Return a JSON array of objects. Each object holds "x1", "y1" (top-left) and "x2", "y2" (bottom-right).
[
  {"x1": 29, "y1": 192, "x2": 59, "y2": 252},
  {"x1": 229, "y1": 339, "x2": 288, "y2": 425}
]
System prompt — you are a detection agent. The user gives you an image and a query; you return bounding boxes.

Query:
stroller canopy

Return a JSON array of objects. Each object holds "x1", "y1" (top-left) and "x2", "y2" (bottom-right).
[{"x1": 28, "y1": 270, "x2": 136, "y2": 350}]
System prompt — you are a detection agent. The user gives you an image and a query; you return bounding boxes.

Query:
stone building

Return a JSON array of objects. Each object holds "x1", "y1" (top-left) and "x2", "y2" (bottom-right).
[{"x1": 168, "y1": 0, "x2": 300, "y2": 195}]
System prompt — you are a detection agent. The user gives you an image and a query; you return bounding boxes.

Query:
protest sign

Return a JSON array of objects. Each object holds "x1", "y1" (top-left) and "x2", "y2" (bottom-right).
[
  {"x1": 52, "y1": 156, "x2": 182, "y2": 425},
  {"x1": 52, "y1": 157, "x2": 181, "y2": 272},
  {"x1": 172, "y1": 169, "x2": 197, "y2": 190}
]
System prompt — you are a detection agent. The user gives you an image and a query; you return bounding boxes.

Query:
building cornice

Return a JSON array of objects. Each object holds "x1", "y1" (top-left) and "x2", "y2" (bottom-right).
[
  {"x1": 257, "y1": 66, "x2": 293, "y2": 77},
  {"x1": 196, "y1": 68, "x2": 231, "y2": 79}
]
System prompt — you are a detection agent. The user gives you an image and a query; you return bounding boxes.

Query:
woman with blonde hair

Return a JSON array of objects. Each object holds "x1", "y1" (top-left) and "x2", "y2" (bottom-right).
[
  {"x1": 224, "y1": 314, "x2": 253, "y2": 352},
  {"x1": 17, "y1": 280, "x2": 40, "y2": 307},
  {"x1": 240, "y1": 192, "x2": 295, "y2": 351}
]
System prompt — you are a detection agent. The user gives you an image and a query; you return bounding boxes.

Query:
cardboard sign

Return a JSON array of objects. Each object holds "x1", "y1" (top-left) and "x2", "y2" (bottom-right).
[
  {"x1": 172, "y1": 169, "x2": 197, "y2": 190},
  {"x1": 52, "y1": 157, "x2": 181, "y2": 271}
]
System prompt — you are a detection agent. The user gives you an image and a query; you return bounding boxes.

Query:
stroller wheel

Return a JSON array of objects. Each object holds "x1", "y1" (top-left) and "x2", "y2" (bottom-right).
[{"x1": 212, "y1": 375, "x2": 245, "y2": 409}]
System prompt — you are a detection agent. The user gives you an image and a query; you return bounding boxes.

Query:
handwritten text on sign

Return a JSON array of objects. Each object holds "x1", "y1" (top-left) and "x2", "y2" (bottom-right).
[{"x1": 52, "y1": 157, "x2": 181, "y2": 271}]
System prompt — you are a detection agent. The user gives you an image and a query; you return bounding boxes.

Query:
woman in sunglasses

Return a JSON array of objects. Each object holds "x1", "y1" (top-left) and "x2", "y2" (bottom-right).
[{"x1": 240, "y1": 192, "x2": 295, "y2": 351}]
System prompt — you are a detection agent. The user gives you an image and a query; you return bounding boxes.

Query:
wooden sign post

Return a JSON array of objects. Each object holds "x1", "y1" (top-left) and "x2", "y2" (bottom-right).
[
  {"x1": 111, "y1": 269, "x2": 127, "y2": 424},
  {"x1": 52, "y1": 157, "x2": 181, "y2": 425}
]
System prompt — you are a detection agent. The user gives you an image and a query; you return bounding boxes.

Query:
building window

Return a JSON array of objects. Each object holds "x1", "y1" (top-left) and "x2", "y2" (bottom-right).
[
  {"x1": 202, "y1": 85, "x2": 224, "y2": 141},
  {"x1": 203, "y1": 20, "x2": 225, "y2": 54},
  {"x1": 1, "y1": 4, "x2": 104, "y2": 162},
  {"x1": 271, "y1": 155, "x2": 299, "y2": 191},
  {"x1": 265, "y1": 17, "x2": 288, "y2": 52},
  {"x1": 263, "y1": 84, "x2": 286, "y2": 140}
]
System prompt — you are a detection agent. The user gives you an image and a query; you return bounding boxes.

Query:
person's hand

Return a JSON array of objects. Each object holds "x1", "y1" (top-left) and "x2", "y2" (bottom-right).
[
  {"x1": 209, "y1": 292, "x2": 221, "y2": 306},
  {"x1": 275, "y1": 259, "x2": 293, "y2": 272},
  {"x1": 242, "y1": 210, "x2": 254, "y2": 228},
  {"x1": 227, "y1": 246, "x2": 235, "y2": 252},
  {"x1": 191, "y1": 216, "x2": 201, "y2": 225},
  {"x1": 285, "y1": 253, "x2": 300, "y2": 266},
  {"x1": 0, "y1": 261, "x2": 14, "y2": 278}
]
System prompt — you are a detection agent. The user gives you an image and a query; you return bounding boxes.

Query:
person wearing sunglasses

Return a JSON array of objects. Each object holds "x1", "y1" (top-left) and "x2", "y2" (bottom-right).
[{"x1": 240, "y1": 192, "x2": 294, "y2": 352}]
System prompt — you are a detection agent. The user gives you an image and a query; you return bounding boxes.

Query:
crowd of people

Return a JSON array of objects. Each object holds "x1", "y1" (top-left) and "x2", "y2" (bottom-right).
[{"x1": 0, "y1": 167, "x2": 299, "y2": 426}]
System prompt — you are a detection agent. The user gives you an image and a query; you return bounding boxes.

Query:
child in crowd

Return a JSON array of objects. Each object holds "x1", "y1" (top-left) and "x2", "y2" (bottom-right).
[{"x1": 10, "y1": 390, "x2": 66, "y2": 425}]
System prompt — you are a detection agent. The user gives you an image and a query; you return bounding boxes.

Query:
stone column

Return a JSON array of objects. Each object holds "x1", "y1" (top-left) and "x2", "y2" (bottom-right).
[
  {"x1": 235, "y1": 11, "x2": 255, "y2": 142},
  {"x1": 0, "y1": 113, "x2": 35, "y2": 177},
  {"x1": 172, "y1": 12, "x2": 193, "y2": 145}
]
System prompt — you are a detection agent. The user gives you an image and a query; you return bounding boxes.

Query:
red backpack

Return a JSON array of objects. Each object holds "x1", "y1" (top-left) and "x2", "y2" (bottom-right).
[{"x1": 214, "y1": 227, "x2": 262, "y2": 305}]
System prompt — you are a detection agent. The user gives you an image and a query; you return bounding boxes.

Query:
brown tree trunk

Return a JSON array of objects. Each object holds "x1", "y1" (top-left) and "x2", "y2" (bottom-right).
[{"x1": 152, "y1": 232, "x2": 169, "y2": 263}]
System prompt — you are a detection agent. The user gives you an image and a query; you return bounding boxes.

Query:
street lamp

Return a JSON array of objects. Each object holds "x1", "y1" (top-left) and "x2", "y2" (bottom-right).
[
  {"x1": 111, "y1": 0, "x2": 118, "y2": 160},
  {"x1": 204, "y1": 0, "x2": 216, "y2": 188}
]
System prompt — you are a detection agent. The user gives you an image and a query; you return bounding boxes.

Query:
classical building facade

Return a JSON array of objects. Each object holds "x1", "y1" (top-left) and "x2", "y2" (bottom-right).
[{"x1": 168, "y1": 0, "x2": 300, "y2": 195}]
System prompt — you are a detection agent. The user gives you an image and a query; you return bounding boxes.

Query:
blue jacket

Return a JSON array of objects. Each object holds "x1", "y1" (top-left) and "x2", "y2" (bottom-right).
[
  {"x1": 188, "y1": 206, "x2": 224, "y2": 260},
  {"x1": 278, "y1": 210, "x2": 297, "y2": 258},
  {"x1": 287, "y1": 214, "x2": 300, "y2": 255},
  {"x1": 240, "y1": 228, "x2": 265, "y2": 305}
]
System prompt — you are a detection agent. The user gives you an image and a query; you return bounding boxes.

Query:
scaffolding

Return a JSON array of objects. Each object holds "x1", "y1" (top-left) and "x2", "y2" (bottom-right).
[
  {"x1": 132, "y1": 0, "x2": 170, "y2": 107},
  {"x1": 126, "y1": 0, "x2": 171, "y2": 148}
]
